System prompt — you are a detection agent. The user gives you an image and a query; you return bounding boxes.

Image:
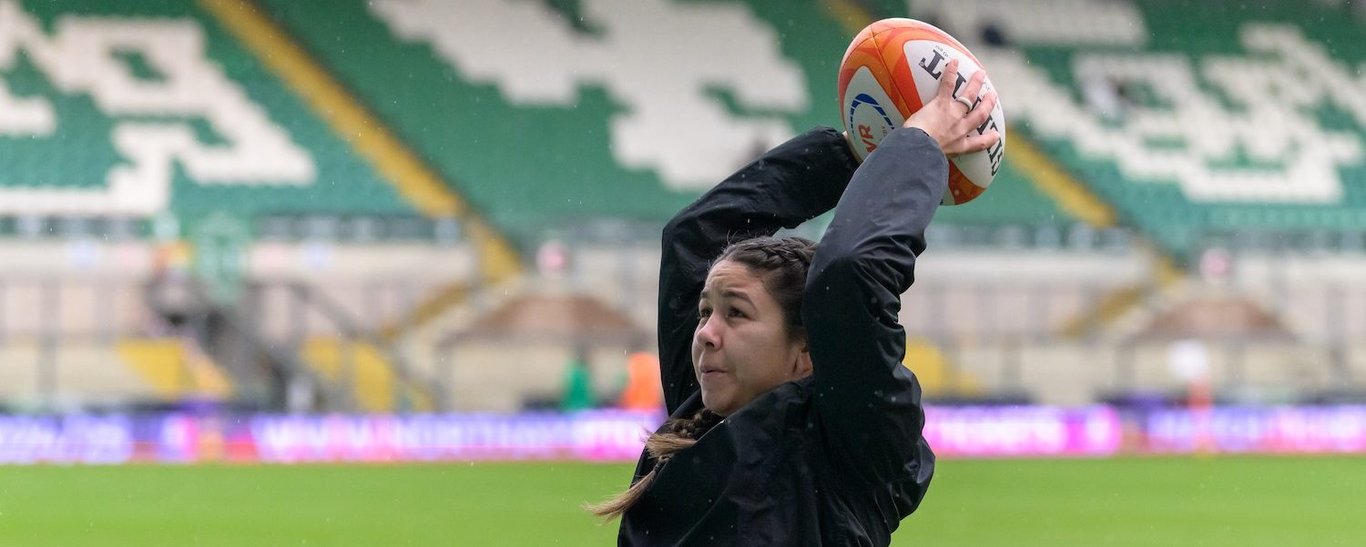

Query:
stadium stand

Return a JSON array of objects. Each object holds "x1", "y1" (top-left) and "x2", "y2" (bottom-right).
[
  {"x1": 259, "y1": 0, "x2": 1078, "y2": 240},
  {"x1": 0, "y1": 0, "x2": 418, "y2": 220},
  {"x1": 948, "y1": 0, "x2": 1366, "y2": 261},
  {"x1": 909, "y1": 0, "x2": 1366, "y2": 403},
  {"x1": 2, "y1": 0, "x2": 1365, "y2": 412},
  {"x1": 0, "y1": 0, "x2": 441, "y2": 412}
]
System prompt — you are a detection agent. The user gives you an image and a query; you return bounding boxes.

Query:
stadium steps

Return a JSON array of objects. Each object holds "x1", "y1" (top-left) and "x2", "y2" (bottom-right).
[
  {"x1": 300, "y1": 337, "x2": 434, "y2": 412},
  {"x1": 396, "y1": 276, "x2": 532, "y2": 364},
  {"x1": 115, "y1": 338, "x2": 233, "y2": 400},
  {"x1": 1059, "y1": 251, "x2": 1185, "y2": 339},
  {"x1": 378, "y1": 281, "x2": 474, "y2": 343},
  {"x1": 395, "y1": 279, "x2": 646, "y2": 412},
  {"x1": 390, "y1": 278, "x2": 547, "y2": 412}
]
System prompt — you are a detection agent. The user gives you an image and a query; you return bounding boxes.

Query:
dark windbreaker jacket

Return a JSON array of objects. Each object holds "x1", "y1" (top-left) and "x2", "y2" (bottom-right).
[{"x1": 618, "y1": 126, "x2": 943, "y2": 546}]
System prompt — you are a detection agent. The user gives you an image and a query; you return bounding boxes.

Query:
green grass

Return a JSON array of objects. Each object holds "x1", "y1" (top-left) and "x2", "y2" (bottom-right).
[
  {"x1": 902, "y1": 456, "x2": 1366, "y2": 546},
  {"x1": 0, "y1": 456, "x2": 1362, "y2": 546}
]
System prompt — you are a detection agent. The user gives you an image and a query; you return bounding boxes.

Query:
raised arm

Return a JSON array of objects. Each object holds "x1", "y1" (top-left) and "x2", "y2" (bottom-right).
[
  {"x1": 802, "y1": 127, "x2": 943, "y2": 483},
  {"x1": 803, "y1": 61, "x2": 1000, "y2": 483},
  {"x1": 657, "y1": 128, "x2": 859, "y2": 415}
]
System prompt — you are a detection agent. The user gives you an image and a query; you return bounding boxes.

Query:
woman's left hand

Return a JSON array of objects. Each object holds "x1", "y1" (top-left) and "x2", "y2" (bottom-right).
[{"x1": 903, "y1": 58, "x2": 1000, "y2": 157}]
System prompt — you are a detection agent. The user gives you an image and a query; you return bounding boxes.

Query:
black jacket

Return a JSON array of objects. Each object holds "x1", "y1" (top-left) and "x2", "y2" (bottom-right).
[{"x1": 619, "y1": 127, "x2": 943, "y2": 546}]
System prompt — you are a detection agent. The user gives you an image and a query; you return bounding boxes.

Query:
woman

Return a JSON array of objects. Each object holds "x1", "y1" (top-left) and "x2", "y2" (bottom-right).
[{"x1": 590, "y1": 59, "x2": 1000, "y2": 545}]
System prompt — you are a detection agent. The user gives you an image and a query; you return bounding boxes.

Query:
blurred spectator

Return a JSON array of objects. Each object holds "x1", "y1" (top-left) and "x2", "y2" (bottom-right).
[
  {"x1": 145, "y1": 240, "x2": 199, "y2": 331},
  {"x1": 560, "y1": 346, "x2": 596, "y2": 412},
  {"x1": 1081, "y1": 73, "x2": 1132, "y2": 123},
  {"x1": 618, "y1": 351, "x2": 663, "y2": 411},
  {"x1": 980, "y1": 21, "x2": 1009, "y2": 47}
]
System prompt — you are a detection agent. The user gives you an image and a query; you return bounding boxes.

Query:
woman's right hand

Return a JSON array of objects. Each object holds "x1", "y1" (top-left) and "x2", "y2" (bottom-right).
[{"x1": 903, "y1": 58, "x2": 1000, "y2": 157}]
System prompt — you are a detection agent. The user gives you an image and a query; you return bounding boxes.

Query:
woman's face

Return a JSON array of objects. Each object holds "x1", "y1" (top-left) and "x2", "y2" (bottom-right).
[{"x1": 692, "y1": 260, "x2": 811, "y2": 416}]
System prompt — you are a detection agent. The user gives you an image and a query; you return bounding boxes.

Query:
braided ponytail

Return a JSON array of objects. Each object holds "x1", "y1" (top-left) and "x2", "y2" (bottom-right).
[{"x1": 585, "y1": 410, "x2": 723, "y2": 519}]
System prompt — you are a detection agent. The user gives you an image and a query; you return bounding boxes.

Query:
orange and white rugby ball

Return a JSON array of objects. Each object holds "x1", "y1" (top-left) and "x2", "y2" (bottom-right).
[{"x1": 838, "y1": 18, "x2": 1005, "y2": 205}]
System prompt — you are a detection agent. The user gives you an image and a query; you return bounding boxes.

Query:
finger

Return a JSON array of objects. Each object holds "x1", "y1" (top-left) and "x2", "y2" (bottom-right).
[
  {"x1": 944, "y1": 130, "x2": 999, "y2": 156},
  {"x1": 949, "y1": 130, "x2": 1000, "y2": 155},
  {"x1": 956, "y1": 69, "x2": 987, "y2": 108},
  {"x1": 936, "y1": 58, "x2": 959, "y2": 101},
  {"x1": 959, "y1": 89, "x2": 997, "y2": 132}
]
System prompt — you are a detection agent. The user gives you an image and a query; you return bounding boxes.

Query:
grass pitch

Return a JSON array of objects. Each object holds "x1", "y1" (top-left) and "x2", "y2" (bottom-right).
[{"x1": 0, "y1": 456, "x2": 1361, "y2": 546}]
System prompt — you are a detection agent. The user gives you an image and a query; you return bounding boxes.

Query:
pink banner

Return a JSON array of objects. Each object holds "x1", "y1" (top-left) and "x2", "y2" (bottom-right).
[
  {"x1": 3, "y1": 406, "x2": 1366, "y2": 465},
  {"x1": 923, "y1": 406, "x2": 1122, "y2": 457}
]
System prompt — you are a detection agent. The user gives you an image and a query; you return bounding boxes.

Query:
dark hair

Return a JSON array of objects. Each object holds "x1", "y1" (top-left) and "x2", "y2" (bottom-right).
[
  {"x1": 585, "y1": 409, "x2": 722, "y2": 519},
  {"x1": 713, "y1": 236, "x2": 816, "y2": 342},
  {"x1": 585, "y1": 236, "x2": 816, "y2": 520}
]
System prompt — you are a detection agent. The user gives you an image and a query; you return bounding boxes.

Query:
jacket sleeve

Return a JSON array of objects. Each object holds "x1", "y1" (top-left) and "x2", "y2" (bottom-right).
[
  {"x1": 657, "y1": 127, "x2": 859, "y2": 415},
  {"x1": 803, "y1": 127, "x2": 944, "y2": 486}
]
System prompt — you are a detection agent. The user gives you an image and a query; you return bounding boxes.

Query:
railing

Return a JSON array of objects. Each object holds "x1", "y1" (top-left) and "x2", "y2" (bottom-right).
[
  {"x1": 0, "y1": 274, "x2": 431, "y2": 413},
  {"x1": 270, "y1": 280, "x2": 443, "y2": 412}
]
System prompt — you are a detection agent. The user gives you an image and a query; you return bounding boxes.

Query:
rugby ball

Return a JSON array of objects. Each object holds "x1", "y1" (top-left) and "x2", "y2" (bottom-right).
[{"x1": 838, "y1": 18, "x2": 1005, "y2": 205}]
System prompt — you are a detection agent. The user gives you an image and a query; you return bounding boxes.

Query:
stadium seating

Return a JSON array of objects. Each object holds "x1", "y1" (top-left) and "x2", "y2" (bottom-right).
[
  {"x1": 5, "y1": 0, "x2": 1366, "y2": 411},
  {"x1": 246, "y1": 0, "x2": 1366, "y2": 408},
  {"x1": 258, "y1": 0, "x2": 1078, "y2": 243},
  {"x1": 947, "y1": 0, "x2": 1366, "y2": 260},
  {"x1": 0, "y1": 0, "x2": 420, "y2": 224}
]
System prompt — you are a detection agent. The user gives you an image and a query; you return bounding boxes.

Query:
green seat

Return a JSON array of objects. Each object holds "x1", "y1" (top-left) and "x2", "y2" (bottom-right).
[{"x1": 0, "y1": 0, "x2": 419, "y2": 238}]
